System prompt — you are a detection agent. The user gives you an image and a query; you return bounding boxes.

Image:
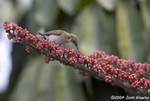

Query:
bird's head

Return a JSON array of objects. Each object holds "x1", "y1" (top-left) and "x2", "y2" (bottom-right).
[{"x1": 67, "y1": 34, "x2": 79, "y2": 51}]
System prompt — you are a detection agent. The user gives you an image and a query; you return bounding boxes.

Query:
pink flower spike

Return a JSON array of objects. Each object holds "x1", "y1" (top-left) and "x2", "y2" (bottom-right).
[{"x1": 3, "y1": 20, "x2": 150, "y2": 96}]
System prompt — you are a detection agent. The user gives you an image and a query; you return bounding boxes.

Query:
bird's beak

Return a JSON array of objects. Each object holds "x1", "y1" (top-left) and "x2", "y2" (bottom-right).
[{"x1": 72, "y1": 41, "x2": 79, "y2": 51}]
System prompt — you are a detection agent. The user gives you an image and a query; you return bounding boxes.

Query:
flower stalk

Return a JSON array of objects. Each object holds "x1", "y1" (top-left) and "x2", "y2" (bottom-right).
[{"x1": 3, "y1": 20, "x2": 150, "y2": 96}]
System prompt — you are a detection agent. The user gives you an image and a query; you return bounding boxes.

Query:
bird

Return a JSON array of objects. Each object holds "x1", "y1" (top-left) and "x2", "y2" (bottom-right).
[{"x1": 38, "y1": 30, "x2": 79, "y2": 51}]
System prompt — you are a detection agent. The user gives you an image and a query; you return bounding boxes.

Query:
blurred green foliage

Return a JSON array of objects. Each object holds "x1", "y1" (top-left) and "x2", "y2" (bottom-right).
[{"x1": 0, "y1": 0, "x2": 150, "y2": 101}]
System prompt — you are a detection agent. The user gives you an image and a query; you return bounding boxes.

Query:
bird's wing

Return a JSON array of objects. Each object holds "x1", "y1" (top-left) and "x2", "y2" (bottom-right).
[{"x1": 45, "y1": 30, "x2": 66, "y2": 36}]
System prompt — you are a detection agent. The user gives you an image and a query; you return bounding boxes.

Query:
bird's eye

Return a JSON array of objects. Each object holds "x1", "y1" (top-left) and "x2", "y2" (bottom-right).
[{"x1": 68, "y1": 37, "x2": 72, "y2": 41}]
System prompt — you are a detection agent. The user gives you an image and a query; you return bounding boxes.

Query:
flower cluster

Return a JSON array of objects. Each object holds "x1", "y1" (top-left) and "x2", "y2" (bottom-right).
[{"x1": 3, "y1": 20, "x2": 150, "y2": 96}]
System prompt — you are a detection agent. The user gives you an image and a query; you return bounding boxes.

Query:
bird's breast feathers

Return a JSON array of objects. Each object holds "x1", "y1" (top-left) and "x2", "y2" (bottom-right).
[{"x1": 47, "y1": 35, "x2": 66, "y2": 44}]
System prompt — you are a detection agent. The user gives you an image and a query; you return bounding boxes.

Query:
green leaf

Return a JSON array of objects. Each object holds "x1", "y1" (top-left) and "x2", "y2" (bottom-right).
[
  {"x1": 96, "y1": 0, "x2": 116, "y2": 11},
  {"x1": 9, "y1": 57, "x2": 57, "y2": 101},
  {"x1": 0, "y1": 1, "x2": 15, "y2": 22},
  {"x1": 10, "y1": 56, "x2": 43, "y2": 101},
  {"x1": 140, "y1": 0, "x2": 150, "y2": 62},
  {"x1": 78, "y1": 0, "x2": 95, "y2": 11},
  {"x1": 35, "y1": 62, "x2": 56, "y2": 101},
  {"x1": 10, "y1": 56, "x2": 86, "y2": 101},
  {"x1": 72, "y1": 3, "x2": 101, "y2": 54},
  {"x1": 35, "y1": 0, "x2": 59, "y2": 27},
  {"x1": 140, "y1": 0, "x2": 150, "y2": 28},
  {"x1": 72, "y1": 3, "x2": 116, "y2": 54},
  {"x1": 57, "y1": 0, "x2": 80, "y2": 15},
  {"x1": 54, "y1": 64, "x2": 86, "y2": 101},
  {"x1": 97, "y1": 7, "x2": 117, "y2": 54},
  {"x1": 116, "y1": 0, "x2": 143, "y2": 61}
]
